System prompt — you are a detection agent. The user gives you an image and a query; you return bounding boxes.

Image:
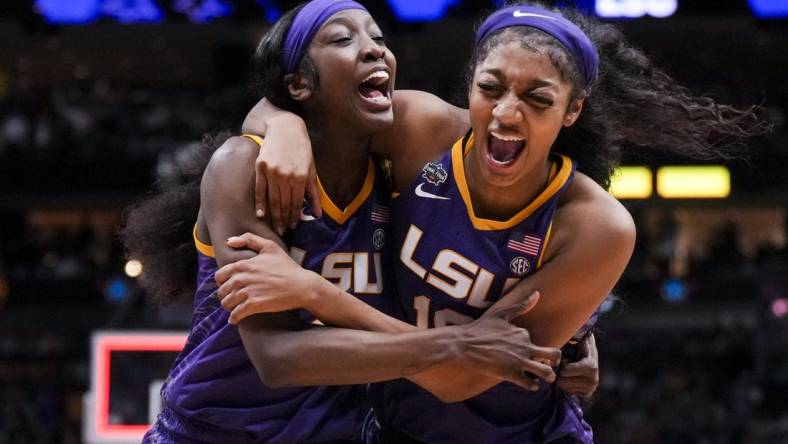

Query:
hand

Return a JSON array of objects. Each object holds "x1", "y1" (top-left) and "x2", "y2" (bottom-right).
[
  {"x1": 457, "y1": 291, "x2": 562, "y2": 391},
  {"x1": 557, "y1": 334, "x2": 599, "y2": 398},
  {"x1": 253, "y1": 116, "x2": 321, "y2": 236},
  {"x1": 214, "y1": 233, "x2": 318, "y2": 324}
]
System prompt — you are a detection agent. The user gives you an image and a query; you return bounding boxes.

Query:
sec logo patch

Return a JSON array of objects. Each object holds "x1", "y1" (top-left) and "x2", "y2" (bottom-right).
[{"x1": 509, "y1": 256, "x2": 530, "y2": 276}]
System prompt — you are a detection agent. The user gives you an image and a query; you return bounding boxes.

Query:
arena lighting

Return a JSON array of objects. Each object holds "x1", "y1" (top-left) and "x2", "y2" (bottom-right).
[
  {"x1": 656, "y1": 166, "x2": 730, "y2": 199},
  {"x1": 609, "y1": 166, "x2": 653, "y2": 199},
  {"x1": 772, "y1": 298, "x2": 788, "y2": 318},
  {"x1": 103, "y1": 0, "x2": 163, "y2": 23},
  {"x1": 661, "y1": 277, "x2": 688, "y2": 304},
  {"x1": 387, "y1": 0, "x2": 460, "y2": 22},
  {"x1": 172, "y1": 0, "x2": 232, "y2": 23},
  {"x1": 34, "y1": 0, "x2": 101, "y2": 24},
  {"x1": 88, "y1": 332, "x2": 187, "y2": 443},
  {"x1": 35, "y1": 0, "x2": 163, "y2": 24},
  {"x1": 595, "y1": 0, "x2": 677, "y2": 18},
  {"x1": 748, "y1": 0, "x2": 788, "y2": 19},
  {"x1": 124, "y1": 260, "x2": 143, "y2": 278}
]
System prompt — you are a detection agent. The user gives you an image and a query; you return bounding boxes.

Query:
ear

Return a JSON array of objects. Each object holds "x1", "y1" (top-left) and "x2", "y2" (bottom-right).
[
  {"x1": 563, "y1": 92, "x2": 586, "y2": 127},
  {"x1": 285, "y1": 72, "x2": 313, "y2": 103}
]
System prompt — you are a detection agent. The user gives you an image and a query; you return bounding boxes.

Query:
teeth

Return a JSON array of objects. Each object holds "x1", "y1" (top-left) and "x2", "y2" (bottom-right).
[
  {"x1": 490, "y1": 155, "x2": 514, "y2": 166},
  {"x1": 368, "y1": 95, "x2": 390, "y2": 103},
  {"x1": 491, "y1": 132, "x2": 524, "y2": 142},
  {"x1": 362, "y1": 71, "x2": 389, "y2": 83}
]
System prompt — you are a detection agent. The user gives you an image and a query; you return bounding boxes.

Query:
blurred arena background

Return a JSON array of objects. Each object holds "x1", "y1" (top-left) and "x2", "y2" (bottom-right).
[{"x1": 0, "y1": 0, "x2": 786, "y2": 442}]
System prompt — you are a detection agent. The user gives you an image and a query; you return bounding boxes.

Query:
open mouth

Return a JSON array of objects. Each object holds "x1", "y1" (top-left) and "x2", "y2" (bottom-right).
[
  {"x1": 486, "y1": 132, "x2": 526, "y2": 168},
  {"x1": 358, "y1": 70, "x2": 391, "y2": 109}
]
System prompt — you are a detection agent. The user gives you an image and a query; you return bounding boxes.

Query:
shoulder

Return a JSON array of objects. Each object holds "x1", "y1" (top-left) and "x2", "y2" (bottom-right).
[
  {"x1": 205, "y1": 136, "x2": 260, "y2": 174},
  {"x1": 378, "y1": 90, "x2": 469, "y2": 190},
  {"x1": 201, "y1": 136, "x2": 259, "y2": 191},
  {"x1": 552, "y1": 172, "x2": 636, "y2": 257},
  {"x1": 391, "y1": 90, "x2": 468, "y2": 140}
]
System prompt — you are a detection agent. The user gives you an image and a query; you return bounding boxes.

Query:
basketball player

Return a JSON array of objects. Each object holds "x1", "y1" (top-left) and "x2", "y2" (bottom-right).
[
  {"x1": 125, "y1": 2, "x2": 572, "y2": 443},
  {"x1": 218, "y1": 3, "x2": 767, "y2": 442}
]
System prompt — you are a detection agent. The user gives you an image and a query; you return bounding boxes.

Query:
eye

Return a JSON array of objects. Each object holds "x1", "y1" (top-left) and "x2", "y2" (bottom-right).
[
  {"x1": 526, "y1": 93, "x2": 553, "y2": 107},
  {"x1": 332, "y1": 36, "x2": 352, "y2": 44},
  {"x1": 372, "y1": 36, "x2": 386, "y2": 45},
  {"x1": 477, "y1": 82, "x2": 504, "y2": 97}
]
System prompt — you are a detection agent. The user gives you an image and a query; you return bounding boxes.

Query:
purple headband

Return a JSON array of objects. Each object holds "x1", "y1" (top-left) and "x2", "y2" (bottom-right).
[
  {"x1": 475, "y1": 5, "x2": 599, "y2": 89},
  {"x1": 282, "y1": 0, "x2": 368, "y2": 74}
]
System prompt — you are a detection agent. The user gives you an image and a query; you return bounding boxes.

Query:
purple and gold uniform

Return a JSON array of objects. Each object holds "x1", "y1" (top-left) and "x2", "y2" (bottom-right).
[
  {"x1": 369, "y1": 133, "x2": 594, "y2": 444},
  {"x1": 144, "y1": 135, "x2": 391, "y2": 444}
]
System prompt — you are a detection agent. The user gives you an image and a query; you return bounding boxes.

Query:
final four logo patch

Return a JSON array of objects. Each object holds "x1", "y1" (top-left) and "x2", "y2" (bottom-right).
[{"x1": 422, "y1": 162, "x2": 448, "y2": 186}]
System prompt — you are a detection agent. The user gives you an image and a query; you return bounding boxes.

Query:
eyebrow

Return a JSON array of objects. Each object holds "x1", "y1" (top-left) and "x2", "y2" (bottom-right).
[
  {"x1": 323, "y1": 15, "x2": 377, "y2": 30},
  {"x1": 480, "y1": 68, "x2": 557, "y2": 89}
]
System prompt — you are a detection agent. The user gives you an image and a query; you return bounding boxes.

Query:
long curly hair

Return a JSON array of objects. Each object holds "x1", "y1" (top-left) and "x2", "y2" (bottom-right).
[
  {"x1": 120, "y1": 4, "x2": 313, "y2": 303},
  {"x1": 469, "y1": 2, "x2": 772, "y2": 189}
]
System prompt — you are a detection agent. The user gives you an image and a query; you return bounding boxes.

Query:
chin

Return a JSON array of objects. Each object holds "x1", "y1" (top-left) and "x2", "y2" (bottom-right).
[{"x1": 358, "y1": 109, "x2": 394, "y2": 133}]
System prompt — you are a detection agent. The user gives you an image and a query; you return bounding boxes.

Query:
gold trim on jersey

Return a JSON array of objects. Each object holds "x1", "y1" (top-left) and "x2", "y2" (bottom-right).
[
  {"x1": 537, "y1": 221, "x2": 554, "y2": 268},
  {"x1": 317, "y1": 159, "x2": 375, "y2": 225},
  {"x1": 242, "y1": 133, "x2": 374, "y2": 225},
  {"x1": 193, "y1": 225, "x2": 215, "y2": 258},
  {"x1": 241, "y1": 134, "x2": 265, "y2": 146},
  {"x1": 451, "y1": 133, "x2": 573, "y2": 231}
]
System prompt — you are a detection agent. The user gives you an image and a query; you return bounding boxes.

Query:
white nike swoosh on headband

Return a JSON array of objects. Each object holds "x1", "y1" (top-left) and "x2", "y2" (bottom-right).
[
  {"x1": 513, "y1": 10, "x2": 557, "y2": 20},
  {"x1": 415, "y1": 183, "x2": 450, "y2": 201}
]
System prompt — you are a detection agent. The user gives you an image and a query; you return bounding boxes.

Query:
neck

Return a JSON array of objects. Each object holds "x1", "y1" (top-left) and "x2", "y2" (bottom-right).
[
  {"x1": 304, "y1": 112, "x2": 372, "y2": 209},
  {"x1": 464, "y1": 149, "x2": 551, "y2": 221}
]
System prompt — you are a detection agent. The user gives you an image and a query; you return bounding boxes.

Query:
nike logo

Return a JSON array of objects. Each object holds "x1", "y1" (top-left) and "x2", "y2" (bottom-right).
[
  {"x1": 300, "y1": 208, "x2": 316, "y2": 221},
  {"x1": 415, "y1": 183, "x2": 450, "y2": 201},
  {"x1": 513, "y1": 10, "x2": 557, "y2": 20}
]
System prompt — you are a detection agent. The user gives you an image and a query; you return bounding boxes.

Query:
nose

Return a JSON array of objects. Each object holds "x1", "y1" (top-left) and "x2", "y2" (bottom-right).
[
  {"x1": 360, "y1": 35, "x2": 386, "y2": 62},
  {"x1": 492, "y1": 94, "x2": 524, "y2": 124}
]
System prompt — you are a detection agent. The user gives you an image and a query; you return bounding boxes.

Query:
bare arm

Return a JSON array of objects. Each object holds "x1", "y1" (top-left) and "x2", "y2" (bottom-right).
[
  {"x1": 506, "y1": 174, "x2": 636, "y2": 348},
  {"x1": 202, "y1": 137, "x2": 557, "y2": 398},
  {"x1": 217, "y1": 173, "x2": 625, "y2": 400},
  {"x1": 216, "y1": 234, "x2": 558, "y2": 402},
  {"x1": 241, "y1": 92, "x2": 469, "y2": 231}
]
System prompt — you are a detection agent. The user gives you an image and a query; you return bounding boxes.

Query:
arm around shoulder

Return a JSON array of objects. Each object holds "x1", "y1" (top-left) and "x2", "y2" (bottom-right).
[{"x1": 508, "y1": 179, "x2": 635, "y2": 348}]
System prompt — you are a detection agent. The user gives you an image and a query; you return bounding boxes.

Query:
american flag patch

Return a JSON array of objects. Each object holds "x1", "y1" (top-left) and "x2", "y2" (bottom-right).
[
  {"x1": 371, "y1": 205, "x2": 389, "y2": 224},
  {"x1": 507, "y1": 233, "x2": 542, "y2": 256}
]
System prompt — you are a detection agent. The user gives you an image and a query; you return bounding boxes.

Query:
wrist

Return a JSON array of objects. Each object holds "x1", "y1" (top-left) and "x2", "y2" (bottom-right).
[
  {"x1": 299, "y1": 269, "x2": 325, "y2": 312},
  {"x1": 436, "y1": 326, "x2": 468, "y2": 365},
  {"x1": 268, "y1": 113, "x2": 307, "y2": 132}
]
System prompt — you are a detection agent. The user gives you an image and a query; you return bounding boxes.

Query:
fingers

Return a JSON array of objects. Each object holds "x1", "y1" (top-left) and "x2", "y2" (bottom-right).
[
  {"x1": 488, "y1": 291, "x2": 540, "y2": 321},
  {"x1": 506, "y1": 290, "x2": 540, "y2": 321},
  {"x1": 306, "y1": 168, "x2": 322, "y2": 219},
  {"x1": 520, "y1": 357, "x2": 558, "y2": 383},
  {"x1": 274, "y1": 181, "x2": 292, "y2": 236},
  {"x1": 226, "y1": 233, "x2": 272, "y2": 253},
  {"x1": 557, "y1": 361, "x2": 591, "y2": 378},
  {"x1": 268, "y1": 182, "x2": 284, "y2": 237},
  {"x1": 557, "y1": 376, "x2": 597, "y2": 398},
  {"x1": 228, "y1": 302, "x2": 259, "y2": 324},
  {"x1": 290, "y1": 178, "x2": 305, "y2": 231},
  {"x1": 215, "y1": 262, "x2": 238, "y2": 286},
  {"x1": 529, "y1": 344, "x2": 562, "y2": 368},
  {"x1": 255, "y1": 159, "x2": 268, "y2": 218},
  {"x1": 219, "y1": 289, "x2": 247, "y2": 312}
]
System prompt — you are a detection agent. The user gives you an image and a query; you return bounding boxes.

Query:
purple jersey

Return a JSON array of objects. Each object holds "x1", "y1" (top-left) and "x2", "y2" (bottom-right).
[
  {"x1": 147, "y1": 136, "x2": 391, "y2": 444},
  {"x1": 369, "y1": 133, "x2": 594, "y2": 444}
]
